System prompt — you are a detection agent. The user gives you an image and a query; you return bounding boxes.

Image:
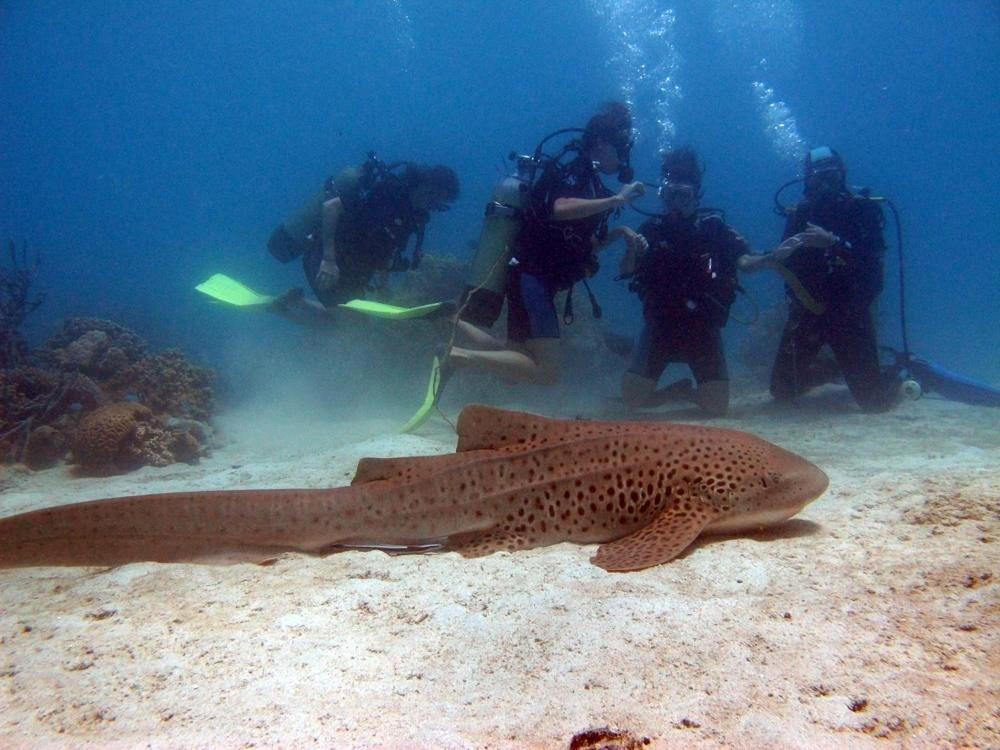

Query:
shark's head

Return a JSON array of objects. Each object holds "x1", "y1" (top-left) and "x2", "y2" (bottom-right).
[{"x1": 702, "y1": 437, "x2": 829, "y2": 535}]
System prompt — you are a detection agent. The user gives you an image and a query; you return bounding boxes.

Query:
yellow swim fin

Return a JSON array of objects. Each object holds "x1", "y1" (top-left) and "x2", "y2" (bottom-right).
[
  {"x1": 195, "y1": 274, "x2": 275, "y2": 307},
  {"x1": 402, "y1": 356, "x2": 443, "y2": 433},
  {"x1": 339, "y1": 298, "x2": 455, "y2": 320}
]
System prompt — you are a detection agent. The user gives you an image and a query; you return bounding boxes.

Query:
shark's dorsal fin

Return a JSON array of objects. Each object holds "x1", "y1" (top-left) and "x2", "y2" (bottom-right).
[
  {"x1": 456, "y1": 404, "x2": 636, "y2": 452},
  {"x1": 351, "y1": 450, "x2": 499, "y2": 485},
  {"x1": 591, "y1": 503, "x2": 719, "y2": 571},
  {"x1": 455, "y1": 404, "x2": 707, "y2": 453}
]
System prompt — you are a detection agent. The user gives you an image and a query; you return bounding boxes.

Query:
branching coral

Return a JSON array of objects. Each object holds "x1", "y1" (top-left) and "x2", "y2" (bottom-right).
[
  {"x1": 0, "y1": 240, "x2": 45, "y2": 369},
  {"x1": 0, "y1": 367, "x2": 103, "y2": 463}
]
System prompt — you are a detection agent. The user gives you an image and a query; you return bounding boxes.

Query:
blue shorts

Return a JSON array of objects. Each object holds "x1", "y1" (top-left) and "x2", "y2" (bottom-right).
[
  {"x1": 628, "y1": 318, "x2": 729, "y2": 384},
  {"x1": 506, "y1": 270, "x2": 561, "y2": 342}
]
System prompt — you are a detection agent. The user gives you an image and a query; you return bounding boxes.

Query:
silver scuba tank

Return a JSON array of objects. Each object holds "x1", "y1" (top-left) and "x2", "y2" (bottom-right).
[{"x1": 460, "y1": 154, "x2": 534, "y2": 327}]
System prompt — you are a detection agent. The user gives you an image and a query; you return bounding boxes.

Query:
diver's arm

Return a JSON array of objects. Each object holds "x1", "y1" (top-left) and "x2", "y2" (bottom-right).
[
  {"x1": 321, "y1": 198, "x2": 344, "y2": 262},
  {"x1": 741, "y1": 223, "x2": 836, "y2": 274},
  {"x1": 619, "y1": 245, "x2": 639, "y2": 276},
  {"x1": 316, "y1": 198, "x2": 343, "y2": 288},
  {"x1": 738, "y1": 252, "x2": 779, "y2": 274},
  {"x1": 552, "y1": 182, "x2": 645, "y2": 221},
  {"x1": 552, "y1": 195, "x2": 624, "y2": 220}
]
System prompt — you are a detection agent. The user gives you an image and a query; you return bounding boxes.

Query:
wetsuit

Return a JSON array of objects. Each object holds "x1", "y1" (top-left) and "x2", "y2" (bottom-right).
[
  {"x1": 628, "y1": 212, "x2": 746, "y2": 384},
  {"x1": 507, "y1": 156, "x2": 613, "y2": 342},
  {"x1": 770, "y1": 192, "x2": 898, "y2": 412},
  {"x1": 269, "y1": 168, "x2": 425, "y2": 307}
]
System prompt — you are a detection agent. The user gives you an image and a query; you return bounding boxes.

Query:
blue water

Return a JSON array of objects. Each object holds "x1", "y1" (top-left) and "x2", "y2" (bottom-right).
[{"x1": 2, "y1": 1, "x2": 998, "y2": 393}]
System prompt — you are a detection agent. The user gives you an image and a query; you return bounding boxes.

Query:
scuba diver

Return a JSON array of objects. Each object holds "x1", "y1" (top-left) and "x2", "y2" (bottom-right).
[
  {"x1": 443, "y1": 102, "x2": 646, "y2": 386},
  {"x1": 266, "y1": 154, "x2": 460, "y2": 324},
  {"x1": 620, "y1": 147, "x2": 762, "y2": 417},
  {"x1": 765, "y1": 146, "x2": 901, "y2": 412}
]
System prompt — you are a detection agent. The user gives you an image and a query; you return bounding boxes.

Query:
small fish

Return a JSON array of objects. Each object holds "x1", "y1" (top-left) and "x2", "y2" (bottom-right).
[{"x1": 0, "y1": 406, "x2": 828, "y2": 572}]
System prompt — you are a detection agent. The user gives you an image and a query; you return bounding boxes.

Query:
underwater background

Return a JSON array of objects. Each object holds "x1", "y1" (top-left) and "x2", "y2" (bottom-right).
[{"x1": 2, "y1": 0, "x2": 998, "y2": 410}]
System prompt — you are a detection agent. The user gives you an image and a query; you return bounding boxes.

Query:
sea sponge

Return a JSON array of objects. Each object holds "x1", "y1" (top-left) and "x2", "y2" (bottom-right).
[{"x1": 72, "y1": 402, "x2": 153, "y2": 473}]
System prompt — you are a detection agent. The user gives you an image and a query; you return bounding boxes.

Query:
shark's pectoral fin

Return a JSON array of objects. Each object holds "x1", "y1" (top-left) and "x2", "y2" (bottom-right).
[
  {"x1": 591, "y1": 505, "x2": 716, "y2": 572},
  {"x1": 445, "y1": 529, "x2": 531, "y2": 559}
]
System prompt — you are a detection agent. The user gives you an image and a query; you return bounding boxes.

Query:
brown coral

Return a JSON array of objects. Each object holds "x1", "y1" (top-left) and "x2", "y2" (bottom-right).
[
  {"x1": 72, "y1": 402, "x2": 153, "y2": 473},
  {"x1": 71, "y1": 401, "x2": 209, "y2": 475}
]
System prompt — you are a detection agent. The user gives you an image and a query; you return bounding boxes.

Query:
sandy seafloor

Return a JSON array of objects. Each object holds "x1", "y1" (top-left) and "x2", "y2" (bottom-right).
[{"x1": 0, "y1": 388, "x2": 997, "y2": 749}]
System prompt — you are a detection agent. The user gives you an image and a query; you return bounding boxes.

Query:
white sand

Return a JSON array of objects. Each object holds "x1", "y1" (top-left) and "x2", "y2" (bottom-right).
[{"x1": 0, "y1": 390, "x2": 997, "y2": 749}]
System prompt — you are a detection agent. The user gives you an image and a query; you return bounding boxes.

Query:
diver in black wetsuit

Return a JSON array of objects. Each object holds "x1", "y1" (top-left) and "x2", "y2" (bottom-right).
[
  {"x1": 768, "y1": 147, "x2": 901, "y2": 412},
  {"x1": 267, "y1": 155, "x2": 459, "y2": 322},
  {"x1": 445, "y1": 102, "x2": 647, "y2": 385},
  {"x1": 620, "y1": 147, "x2": 762, "y2": 417}
]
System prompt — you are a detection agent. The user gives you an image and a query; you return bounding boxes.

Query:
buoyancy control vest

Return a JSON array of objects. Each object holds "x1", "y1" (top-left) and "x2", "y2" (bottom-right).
[
  {"x1": 460, "y1": 149, "x2": 614, "y2": 327},
  {"x1": 514, "y1": 155, "x2": 614, "y2": 289},
  {"x1": 629, "y1": 210, "x2": 745, "y2": 329},
  {"x1": 782, "y1": 192, "x2": 886, "y2": 314},
  {"x1": 269, "y1": 155, "x2": 426, "y2": 276}
]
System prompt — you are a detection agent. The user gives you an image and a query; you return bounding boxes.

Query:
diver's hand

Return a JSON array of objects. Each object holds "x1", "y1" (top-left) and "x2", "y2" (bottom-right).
[
  {"x1": 615, "y1": 181, "x2": 646, "y2": 206},
  {"x1": 315, "y1": 258, "x2": 340, "y2": 289},
  {"x1": 620, "y1": 227, "x2": 648, "y2": 255},
  {"x1": 800, "y1": 222, "x2": 838, "y2": 248}
]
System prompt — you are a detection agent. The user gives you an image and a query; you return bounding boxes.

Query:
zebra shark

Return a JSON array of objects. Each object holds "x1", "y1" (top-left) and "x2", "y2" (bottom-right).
[{"x1": 0, "y1": 405, "x2": 828, "y2": 571}]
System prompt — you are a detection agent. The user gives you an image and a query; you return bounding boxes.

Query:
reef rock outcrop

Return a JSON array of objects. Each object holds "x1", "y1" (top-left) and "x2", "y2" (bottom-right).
[{"x1": 71, "y1": 401, "x2": 209, "y2": 475}]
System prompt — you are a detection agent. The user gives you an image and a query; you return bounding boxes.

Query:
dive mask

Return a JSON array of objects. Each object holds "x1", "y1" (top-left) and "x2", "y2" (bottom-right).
[
  {"x1": 804, "y1": 146, "x2": 845, "y2": 194},
  {"x1": 804, "y1": 168, "x2": 843, "y2": 196},
  {"x1": 660, "y1": 181, "x2": 698, "y2": 215}
]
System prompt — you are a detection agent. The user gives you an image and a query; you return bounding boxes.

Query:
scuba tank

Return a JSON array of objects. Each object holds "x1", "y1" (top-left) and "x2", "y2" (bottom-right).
[
  {"x1": 460, "y1": 154, "x2": 534, "y2": 327},
  {"x1": 459, "y1": 125, "x2": 634, "y2": 328}
]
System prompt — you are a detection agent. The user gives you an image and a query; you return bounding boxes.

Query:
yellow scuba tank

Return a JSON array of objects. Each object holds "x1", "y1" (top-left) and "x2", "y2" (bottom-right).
[{"x1": 460, "y1": 154, "x2": 534, "y2": 327}]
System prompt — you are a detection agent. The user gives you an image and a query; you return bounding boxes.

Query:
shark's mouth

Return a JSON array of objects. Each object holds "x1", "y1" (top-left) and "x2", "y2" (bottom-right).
[{"x1": 703, "y1": 507, "x2": 802, "y2": 535}]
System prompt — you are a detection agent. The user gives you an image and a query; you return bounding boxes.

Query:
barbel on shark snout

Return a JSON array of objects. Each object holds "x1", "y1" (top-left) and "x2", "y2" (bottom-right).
[{"x1": 0, "y1": 406, "x2": 829, "y2": 572}]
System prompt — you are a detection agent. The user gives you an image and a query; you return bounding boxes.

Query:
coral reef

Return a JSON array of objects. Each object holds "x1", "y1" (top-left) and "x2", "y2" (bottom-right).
[
  {"x1": 2, "y1": 313, "x2": 216, "y2": 474},
  {"x1": 37, "y1": 316, "x2": 147, "y2": 378},
  {"x1": 71, "y1": 401, "x2": 208, "y2": 475},
  {"x1": 73, "y1": 402, "x2": 154, "y2": 471},
  {"x1": 107, "y1": 349, "x2": 215, "y2": 421},
  {"x1": 0, "y1": 367, "x2": 103, "y2": 463}
]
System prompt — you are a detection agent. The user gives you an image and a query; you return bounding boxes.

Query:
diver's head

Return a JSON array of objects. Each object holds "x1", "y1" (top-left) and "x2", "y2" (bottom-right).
[
  {"x1": 404, "y1": 164, "x2": 460, "y2": 212},
  {"x1": 659, "y1": 146, "x2": 703, "y2": 218},
  {"x1": 582, "y1": 101, "x2": 635, "y2": 180},
  {"x1": 803, "y1": 146, "x2": 846, "y2": 200}
]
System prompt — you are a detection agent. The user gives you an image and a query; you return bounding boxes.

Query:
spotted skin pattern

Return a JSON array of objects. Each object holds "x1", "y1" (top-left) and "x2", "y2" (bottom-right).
[{"x1": 0, "y1": 406, "x2": 828, "y2": 571}]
